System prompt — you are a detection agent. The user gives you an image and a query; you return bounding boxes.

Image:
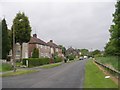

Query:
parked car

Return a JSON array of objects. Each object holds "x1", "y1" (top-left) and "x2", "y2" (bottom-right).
[
  {"x1": 84, "y1": 56, "x2": 88, "y2": 59},
  {"x1": 79, "y1": 57, "x2": 84, "y2": 60}
]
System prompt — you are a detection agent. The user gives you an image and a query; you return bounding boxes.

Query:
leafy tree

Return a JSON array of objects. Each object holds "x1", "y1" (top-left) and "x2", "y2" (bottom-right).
[
  {"x1": 80, "y1": 49, "x2": 89, "y2": 56},
  {"x1": 32, "y1": 48, "x2": 39, "y2": 58},
  {"x1": 67, "y1": 54, "x2": 75, "y2": 60},
  {"x1": 2, "y1": 18, "x2": 11, "y2": 59},
  {"x1": 92, "y1": 49, "x2": 101, "y2": 57},
  {"x1": 105, "y1": 1, "x2": 120, "y2": 56},
  {"x1": 59, "y1": 45, "x2": 66, "y2": 56},
  {"x1": 12, "y1": 12, "x2": 32, "y2": 61}
]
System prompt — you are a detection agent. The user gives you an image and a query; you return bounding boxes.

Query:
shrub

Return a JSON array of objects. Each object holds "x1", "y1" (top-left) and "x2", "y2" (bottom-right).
[
  {"x1": 32, "y1": 48, "x2": 39, "y2": 58},
  {"x1": 54, "y1": 56, "x2": 63, "y2": 63},
  {"x1": 68, "y1": 54, "x2": 75, "y2": 60}
]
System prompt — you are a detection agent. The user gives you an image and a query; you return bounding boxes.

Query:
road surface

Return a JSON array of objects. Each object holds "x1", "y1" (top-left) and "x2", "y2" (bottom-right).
[{"x1": 2, "y1": 60, "x2": 87, "y2": 88}]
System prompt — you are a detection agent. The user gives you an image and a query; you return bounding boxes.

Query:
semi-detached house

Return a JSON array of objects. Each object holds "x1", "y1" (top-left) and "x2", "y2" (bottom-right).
[
  {"x1": 9, "y1": 34, "x2": 63, "y2": 60},
  {"x1": 29, "y1": 34, "x2": 63, "y2": 58},
  {"x1": 28, "y1": 34, "x2": 51, "y2": 58}
]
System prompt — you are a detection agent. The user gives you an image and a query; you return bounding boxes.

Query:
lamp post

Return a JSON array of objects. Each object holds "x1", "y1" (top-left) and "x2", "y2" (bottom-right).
[{"x1": 13, "y1": 25, "x2": 16, "y2": 72}]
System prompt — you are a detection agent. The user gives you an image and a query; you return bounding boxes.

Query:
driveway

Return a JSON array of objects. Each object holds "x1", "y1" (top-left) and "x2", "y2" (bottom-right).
[{"x1": 2, "y1": 60, "x2": 87, "y2": 88}]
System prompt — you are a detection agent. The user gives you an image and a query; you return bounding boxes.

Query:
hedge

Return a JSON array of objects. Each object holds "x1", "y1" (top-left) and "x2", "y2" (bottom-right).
[
  {"x1": 68, "y1": 54, "x2": 76, "y2": 61},
  {"x1": 22, "y1": 57, "x2": 62, "y2": 67},
  {"x1": 22, "y1": 58, "x2": 50, "y2": 67},
  {"x1": 54, "y1": 56, "x2": 63, "y2": 63}
]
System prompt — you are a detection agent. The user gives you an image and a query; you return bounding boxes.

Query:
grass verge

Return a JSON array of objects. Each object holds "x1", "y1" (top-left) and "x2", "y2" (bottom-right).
[
  {"x1": 40, "y1": 63, "x2": 62, "y2": 69},
  {"x1": 1, "y1": 69, "x2": 38, "y2": 77},
  {"x1": 0, "y1": 63, "x2": 13, "y2": 72},
  {"x1": 84, "y1": 59, "x2": 118, "y2": 88},
  {"x1": 96, "y1": 56, "x2": 119, "y2": 71}
]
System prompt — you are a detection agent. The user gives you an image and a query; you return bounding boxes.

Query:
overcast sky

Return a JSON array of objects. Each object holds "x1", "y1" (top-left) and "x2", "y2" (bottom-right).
[{"x1": 0, "y1": 0, "x2": 116, "y2": 51}]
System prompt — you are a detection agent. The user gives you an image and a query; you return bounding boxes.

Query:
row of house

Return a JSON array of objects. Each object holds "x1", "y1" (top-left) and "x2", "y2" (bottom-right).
[
  {"x1": 9, "y1": 34, "x2": 63, "y2": 60},
  {"x1": 66, "y1": 47, "x2": 80, "y2": 58}
]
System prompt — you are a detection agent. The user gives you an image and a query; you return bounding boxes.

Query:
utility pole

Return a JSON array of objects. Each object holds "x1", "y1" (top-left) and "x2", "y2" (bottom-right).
[{"x1": 13, "y1": 25, "x2": 16, "y2": 72}]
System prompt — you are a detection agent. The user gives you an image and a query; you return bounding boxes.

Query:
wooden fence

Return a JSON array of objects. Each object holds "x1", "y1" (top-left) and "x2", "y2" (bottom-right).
[{"x1": 94, "y1": 60, "x2": 120, "y2": 77}]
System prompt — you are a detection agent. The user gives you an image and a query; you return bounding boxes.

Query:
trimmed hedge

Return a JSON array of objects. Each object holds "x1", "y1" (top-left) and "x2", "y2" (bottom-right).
[
  {"x1": 68, "y1": 54, "x2": 76, "y2": 61},
  {"x1": 54, "y1": 56, "x2": 63, "y2": 63},
  {"x1": 23, "y1": 57, "x2": 62, "y2": 67},
  {"x1": 23, "y1": 58, "x2": 50, "y2": 67}
]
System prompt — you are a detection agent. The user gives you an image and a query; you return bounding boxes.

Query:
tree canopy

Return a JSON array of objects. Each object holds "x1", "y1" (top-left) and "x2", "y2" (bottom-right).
[
  {"x1": 12, "y1": 12, "x2": 32, "y2": 60},
  {"x1": 2, "y1": 18, "x2": 11, "y2": 59},
  {"x1": 104, "y1": 1, "x2": 120, "y2": 56},
  {"x1": 13, "y1": 12, "x2": 31, "y2": 45},
  {"x1": 80, "y1": 49, "x2": 89, "y2": 56},
  {"x1": 59, "y1": 45, "x2": 66, "y2": 56}
]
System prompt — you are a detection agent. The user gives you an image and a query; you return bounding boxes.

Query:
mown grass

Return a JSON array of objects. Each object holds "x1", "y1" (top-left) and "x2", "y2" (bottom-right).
[
  {"x1": 96, "y1": 56, "x2": 119, "y2": 71},
  {"x1": 1, "y1": 69, "x2": 38, "y2": 77},
  {"x1": 84, "y1": 59, "x2": 118, "y2": 88},
  {"x1": 0, "y1": 63, "x2": 13, "y2": 72},
  {"x1": 40, "y1": 63, "x2": 62, "y2": 69}
]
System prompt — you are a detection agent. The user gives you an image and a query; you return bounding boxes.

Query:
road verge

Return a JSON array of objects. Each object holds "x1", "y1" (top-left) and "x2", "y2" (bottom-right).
[{"x1": 84, "y1": 59, "x2": 118, "y2": 88}]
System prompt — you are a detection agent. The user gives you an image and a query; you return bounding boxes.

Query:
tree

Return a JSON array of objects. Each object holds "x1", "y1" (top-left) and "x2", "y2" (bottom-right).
[
  {"x1": 12, "y1": 12, "x2": 32, "y2": 61},
  {"x1": 92, "y1": 49, "x2": 101, "y2": 57},
  {"x1": 59, "y1": 45, "x2": 66, "y2": 56},
  {"x1": 80, "y1": 49, "x2": 89, "y2": 56},
  {"x1": 32, "y1": 48, "x2": 39, "y2": 58},
  {"x1": 2, "y1": 18, "x2": 11, "y2": 59},
  {"x1": 105, "y1": 1, "x2": 120, "y2": 56}
]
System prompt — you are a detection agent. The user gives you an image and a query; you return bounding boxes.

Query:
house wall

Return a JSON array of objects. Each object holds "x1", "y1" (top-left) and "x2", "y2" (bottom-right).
[
  {"x1": 15, "y1": 43, "x2": 21, "y2": 60},
  {"x1": 58, "y1": 48, "x2": 63, "y2": 57},
  {"x1": 38, "y1": 45, "x2": 51, "y2": 58},
  {"x1": 50, "y1": 47, "x2": 54, "y2": 54},
  {"x1": 22, "y1": 43, "x2": 28, "y2": 58},
  {"x1": 28, "y1": 43, "x2": 36, "y2": 58}
]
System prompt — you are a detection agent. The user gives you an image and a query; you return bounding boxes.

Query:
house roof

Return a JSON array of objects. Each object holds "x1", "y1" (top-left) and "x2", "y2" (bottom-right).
[
  {"x1": 29, "y1": 37, "x2": 48, "y2": 46},
  {"x1": 29, "y1": 34, "x2": 61, "y2": 48},
  {"x1": 47, "y1": 41, "x2": 60, "y2": 48}
]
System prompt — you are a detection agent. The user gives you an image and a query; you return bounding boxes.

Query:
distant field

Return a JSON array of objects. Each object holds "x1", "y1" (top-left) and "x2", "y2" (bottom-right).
[
  {"x1": 96, "y1": 56, "x2": 119, "y2": 71},
  {"x1": 84, "y1": 59, "x2": 118, "y2": 88}
]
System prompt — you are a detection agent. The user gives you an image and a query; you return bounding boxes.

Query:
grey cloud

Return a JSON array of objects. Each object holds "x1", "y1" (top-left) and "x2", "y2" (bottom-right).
[{"x1": 1, "y1": 1, "x2": 116, "y2": 50}]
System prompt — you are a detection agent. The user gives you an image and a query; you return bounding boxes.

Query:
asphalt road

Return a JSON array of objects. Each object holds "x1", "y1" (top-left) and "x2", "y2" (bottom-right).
[{"x1": 2, "y1": 60, "x2": 87, "y2": 88}]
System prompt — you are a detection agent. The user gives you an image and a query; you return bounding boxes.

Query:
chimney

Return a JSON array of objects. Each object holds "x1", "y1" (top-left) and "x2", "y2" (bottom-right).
[
  {"x1": 50, "y1": 40, "x2": 53, "y2": 43},
  {"x1": 33, "y1": 34, "x2": 37, "y2": 38}
]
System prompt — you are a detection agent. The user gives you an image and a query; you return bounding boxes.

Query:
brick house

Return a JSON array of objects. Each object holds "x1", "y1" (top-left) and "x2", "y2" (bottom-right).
[
  {"x1": 8, "y1": 43, "x2": 28, "y2": 61},
  {"x1": 9, "y1": 34, "x2": 63, "y2": 60},
  {"x1": 66, "y1": 47, "x2": 80, "y2": 58},
  {"x1": 47, "y1": 40, "x2": 63, "y2": 57},
  {"x1": 28, "y1": 34, "x2": 51, "y2": 58}
]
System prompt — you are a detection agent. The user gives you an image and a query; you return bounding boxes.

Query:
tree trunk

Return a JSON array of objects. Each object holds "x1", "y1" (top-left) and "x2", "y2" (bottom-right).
[{"x1": 20, "y1": 43, "x2": 23, "y2": 62}]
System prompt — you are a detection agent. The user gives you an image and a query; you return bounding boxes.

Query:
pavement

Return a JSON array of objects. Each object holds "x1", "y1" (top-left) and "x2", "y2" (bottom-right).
[{"x1": 2, "y1": 59, "x2": 87, "y2": 88}]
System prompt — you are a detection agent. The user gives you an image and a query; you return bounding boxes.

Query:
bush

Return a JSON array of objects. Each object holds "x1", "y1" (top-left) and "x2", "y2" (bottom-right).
[
  {"x1": 22, "y1": 58, "x2": 50, "y2": 67},
  {"x1": 68, "y1": 54, "x2": 75, "y2": 61},
  {"x1": 54, "y1": 56, "x2": 63, "y2": 63},
  {"x1": 32, "y1": 48, "x2": 39, "y2": 58}
]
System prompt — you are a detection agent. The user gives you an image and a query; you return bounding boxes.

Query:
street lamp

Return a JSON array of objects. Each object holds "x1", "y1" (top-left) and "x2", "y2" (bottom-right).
[{"x1": 12, "y1": 25, "x2": 16, "y2": 72}]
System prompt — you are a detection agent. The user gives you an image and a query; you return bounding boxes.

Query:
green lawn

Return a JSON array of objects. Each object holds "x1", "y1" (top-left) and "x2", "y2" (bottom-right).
[
  {"x1": 1, "y1": 69, "x2": 38, "y2": 77},
  {"x1": 96, "y1": 56, "x2": 119, "y2": 71},
  {"x1": 40, "y1": 63, "x2": 62, "y2": 69},
  {"x1": 0, "y1": 63, "x2": 13, "y2": 72},
  {"x1": 84, "y1": 59, "x2": 118, "y2": 88}
]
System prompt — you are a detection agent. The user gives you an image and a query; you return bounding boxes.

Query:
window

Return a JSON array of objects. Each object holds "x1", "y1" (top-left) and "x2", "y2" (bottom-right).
[{"x1": 16, "y1": 50, "x2": 20, "y2": 55}]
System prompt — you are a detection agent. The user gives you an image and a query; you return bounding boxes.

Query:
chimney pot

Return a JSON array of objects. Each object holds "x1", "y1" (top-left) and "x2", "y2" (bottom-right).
[{"x1": 50, "y1": 40, "x2": 53, "y2": 42}]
